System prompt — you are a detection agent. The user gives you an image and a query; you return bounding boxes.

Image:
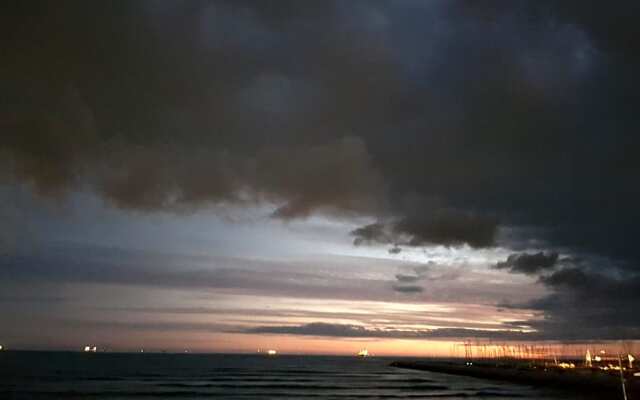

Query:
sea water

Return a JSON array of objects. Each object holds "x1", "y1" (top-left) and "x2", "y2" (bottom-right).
[{"x1": 0, "y1": 351, "x2": 578, "y2": 399}]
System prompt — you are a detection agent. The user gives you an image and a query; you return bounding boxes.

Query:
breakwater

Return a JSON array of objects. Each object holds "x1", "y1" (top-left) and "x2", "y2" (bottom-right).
[{"x1": 390, "y1": 360, "x2": 640, "y2": 399}]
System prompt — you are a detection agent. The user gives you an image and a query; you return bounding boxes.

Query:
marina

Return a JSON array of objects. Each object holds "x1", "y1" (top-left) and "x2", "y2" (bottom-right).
[{"x1": 391, "y1": 359, "x2": 640, "y2": 399}]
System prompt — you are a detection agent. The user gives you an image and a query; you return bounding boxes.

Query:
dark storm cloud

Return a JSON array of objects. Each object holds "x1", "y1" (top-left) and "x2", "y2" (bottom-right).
[
  {"x1": 392, "y1": 264, "x2": 433, "y2": 293},
  {"x1": 537, "y1": 268, "x2": 640, "y2": 331},
  {"x1": 1, "y1": 0, "x2": 390, "y2": 218},
  {"x1": 435, "y1": 0, "x2": 640, "y2": 263},
  {"x1": 60, "y1": 320, "x2": 534, "y2": 339},
  {"x1": 485, "y1": 1, "x2": 640, "y2": 63},
  {"x1": 499, "y1": 264, "x2": 640, "y2": 340},
  {"x1": 351, "y1": 223, "x2": 389, "y2": 246},
  {"x1": 395, "y1": 274, "x2": 420, "y2": 283},
  {"x1": 493, "y1": 244, "x2": 640, "y2": 340},
  {"x1": 395, "y1": 211, "x2": 498, "y2": 248},
  {"x1": 242, "y1": 322, "x2": 533, "y2": 340},
  {"x1": 388, "y1": 246, "x2": 402, "y2": 254},
  {"x1": 3, "y1": 0, "x2": 640, "y2": 340},
  {"x1": 98, "y1": 136, "x2": 384, "y2": 218},
  {"x1": 1, "y1": 0, "x2": 638, "y2": 245},
  {"x1": 352, "y1": 210, "x2": 498, "y2": 248},
  {"x1": 494, "y1": 252, "x2": 559, "y2": 275},
  {"x1": 392, "y1": 284, "x2": 423, "y2": 294}
]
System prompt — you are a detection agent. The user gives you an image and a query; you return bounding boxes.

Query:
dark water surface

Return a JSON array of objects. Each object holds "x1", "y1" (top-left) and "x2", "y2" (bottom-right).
[{"x1": 0, "y1": 352, "x2": 576, "y2": 399}]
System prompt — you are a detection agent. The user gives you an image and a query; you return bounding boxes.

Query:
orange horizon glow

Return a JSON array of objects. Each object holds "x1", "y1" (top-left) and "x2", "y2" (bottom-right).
[{"x1": 16, "y1": 331, "x2": 638, "y2": 359}]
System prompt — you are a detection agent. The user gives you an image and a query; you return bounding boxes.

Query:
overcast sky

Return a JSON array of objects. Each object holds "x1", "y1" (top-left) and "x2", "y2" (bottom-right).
[{"x1": 1, "y1": 0, "x2": 639, "y2": 354}]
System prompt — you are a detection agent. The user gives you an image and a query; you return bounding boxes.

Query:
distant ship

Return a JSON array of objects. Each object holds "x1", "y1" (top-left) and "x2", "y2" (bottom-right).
[
  {"x1": 83, "y1": 345, "x2": 97, "y2": 353},
  {"x1": 357, "y1": 349, "x2": 369, "y2": 357}
]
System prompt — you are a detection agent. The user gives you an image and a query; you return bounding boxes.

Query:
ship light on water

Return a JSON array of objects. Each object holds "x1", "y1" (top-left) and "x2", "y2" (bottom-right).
[
  {"x1": 84, "y1": 346, "x2": 97, "y2": 352},
  {"x1": 267, "y1": 349, "x2": 277, "y2": 356},
  {"x1": 357, "y1": 349, "x2": 369, "y2": 357},
  {"x1": 0, "y1": 344, "x2": 4, "y2": 351}
]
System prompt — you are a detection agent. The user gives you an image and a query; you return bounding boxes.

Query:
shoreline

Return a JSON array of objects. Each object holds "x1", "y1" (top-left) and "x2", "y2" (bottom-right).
[{"x1": 390, "y1": 360, "x2": 640, "y2": 399}]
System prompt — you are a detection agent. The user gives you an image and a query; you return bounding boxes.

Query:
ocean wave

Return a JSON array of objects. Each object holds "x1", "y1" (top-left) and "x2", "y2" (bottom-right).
[{"x1": 153, "y1": 382, "x2": 450, "y2": 391}]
